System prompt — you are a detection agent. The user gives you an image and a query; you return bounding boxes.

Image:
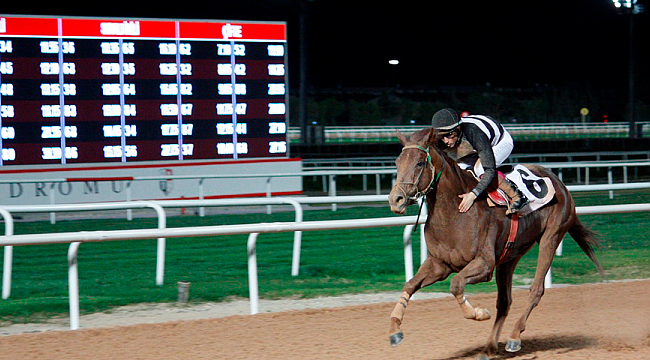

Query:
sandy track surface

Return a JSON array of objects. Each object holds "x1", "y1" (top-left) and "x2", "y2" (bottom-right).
[{"x1": 1, "y1": 279, "x2": 649, "y2": 360}]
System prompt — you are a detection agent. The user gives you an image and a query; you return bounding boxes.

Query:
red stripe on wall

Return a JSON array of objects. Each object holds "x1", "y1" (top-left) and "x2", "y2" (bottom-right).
[{"x1": 0, "y1": 158, "x2": 302, "y2": 175}]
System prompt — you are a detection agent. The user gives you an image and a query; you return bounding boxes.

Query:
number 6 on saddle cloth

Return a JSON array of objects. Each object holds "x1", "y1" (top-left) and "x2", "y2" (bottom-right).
[{"x1": 480, "y1": 164, "x2": 556, "y2": 217}]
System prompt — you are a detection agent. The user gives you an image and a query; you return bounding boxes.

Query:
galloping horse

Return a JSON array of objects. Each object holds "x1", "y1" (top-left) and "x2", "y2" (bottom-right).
[{"x1": 387, "y1": 127, "x2": 602, "y2": 359}]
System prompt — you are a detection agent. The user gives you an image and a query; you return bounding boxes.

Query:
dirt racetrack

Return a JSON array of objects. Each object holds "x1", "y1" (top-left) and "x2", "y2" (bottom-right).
[{"x1": 1, "y1": 279, "x2": 649, "y2": 360}]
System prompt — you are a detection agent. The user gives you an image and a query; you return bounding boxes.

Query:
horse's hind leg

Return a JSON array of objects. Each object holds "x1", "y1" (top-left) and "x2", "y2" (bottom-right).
[
  {"x1": 389, "y1": 257, "x2": 450, "y2": 347},
  {"x1": 450, "y1": 256, "x2": 495, "y2": 321},
  {"x1": 506, "y1": 231, "x2": 563, "y2": 353},
  {"x1": 481, "y1": 258, "x2": 520, "y2": 358}
]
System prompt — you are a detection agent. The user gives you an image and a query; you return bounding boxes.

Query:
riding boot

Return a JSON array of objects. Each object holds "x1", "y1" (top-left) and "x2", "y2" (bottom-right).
[{"x1": 498, "y1": 177, "x2": 529, "y2": 215}]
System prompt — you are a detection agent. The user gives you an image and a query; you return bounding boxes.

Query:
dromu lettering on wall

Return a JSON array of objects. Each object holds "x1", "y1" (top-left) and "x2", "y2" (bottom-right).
[{"x1": 5, "y1": 180, "x2": 129, "y2": 199}]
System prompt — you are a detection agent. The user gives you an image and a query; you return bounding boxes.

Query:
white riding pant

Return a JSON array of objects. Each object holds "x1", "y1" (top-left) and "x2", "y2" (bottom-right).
[{"x1": 462, "y1": 131, "x2": 514, "y2": 177}]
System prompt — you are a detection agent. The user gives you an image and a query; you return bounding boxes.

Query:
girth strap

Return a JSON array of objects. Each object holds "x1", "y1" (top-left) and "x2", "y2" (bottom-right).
[{"x1": 497, "y1": 212, "x2": 519, "y2": 265}]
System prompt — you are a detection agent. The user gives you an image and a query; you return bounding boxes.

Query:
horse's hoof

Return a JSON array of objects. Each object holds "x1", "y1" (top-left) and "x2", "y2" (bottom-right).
[
  {"x1": 389, "y1": 331, "x2": 404, "y2": 347},
  {"x1": 475, "y1": 308, "x2": 491, "y2": 321},
  {"x1": 505, "y1": 338, "x2": 521, "y2": 352}
]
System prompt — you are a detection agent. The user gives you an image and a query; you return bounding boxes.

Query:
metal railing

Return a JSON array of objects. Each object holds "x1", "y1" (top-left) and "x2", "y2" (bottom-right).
[
  {"x1": 301, "y1": 150, "x2": 650, "y2": 169},
  {"x1": 288, "y1": 122, "x2": 650, "y2": 143}
]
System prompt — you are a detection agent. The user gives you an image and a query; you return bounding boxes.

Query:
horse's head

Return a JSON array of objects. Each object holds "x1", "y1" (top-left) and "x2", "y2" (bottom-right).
[{"x1": 389, "y1": 127, "x2": 443, "y2": 214}]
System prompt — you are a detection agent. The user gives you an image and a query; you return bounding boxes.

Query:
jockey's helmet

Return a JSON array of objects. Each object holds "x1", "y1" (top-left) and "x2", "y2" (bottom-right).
[{"x1": 431, "y1": 108, "x2": 461, "y2": 131}]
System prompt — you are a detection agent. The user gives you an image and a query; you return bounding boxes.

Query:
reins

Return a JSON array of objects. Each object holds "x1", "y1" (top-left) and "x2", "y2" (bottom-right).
[{"x1": 398, "y1": 144, "x2": 445, "y2": 230}]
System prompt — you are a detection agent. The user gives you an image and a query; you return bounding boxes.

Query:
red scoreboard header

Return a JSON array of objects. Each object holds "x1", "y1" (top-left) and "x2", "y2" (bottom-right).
[
  {"x1": 0, "y1": 15, "x2": 289, "y2": 165},
  {"x1": 0, "y1": 16, "x2": 287, "y2": 41}
]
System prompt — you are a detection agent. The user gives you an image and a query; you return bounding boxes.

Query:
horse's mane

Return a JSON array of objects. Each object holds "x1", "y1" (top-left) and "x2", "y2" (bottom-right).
[{"x1": 408, "y1": 127, "x2": 478, "y2": 191}]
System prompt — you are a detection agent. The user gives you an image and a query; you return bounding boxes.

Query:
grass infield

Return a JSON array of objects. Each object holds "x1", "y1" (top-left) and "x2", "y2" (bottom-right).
[{"x1": 0, "y1": 189, "x2": 648, "y2": 324}]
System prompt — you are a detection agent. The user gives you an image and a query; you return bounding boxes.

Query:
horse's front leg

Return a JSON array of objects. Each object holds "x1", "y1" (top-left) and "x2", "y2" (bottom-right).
[
  {"x1": 389, "y1": 256, "x2": 450, "y2": 346},
  {"x1": 450, "y1": 256, "x2": 495, "y2": 321}
]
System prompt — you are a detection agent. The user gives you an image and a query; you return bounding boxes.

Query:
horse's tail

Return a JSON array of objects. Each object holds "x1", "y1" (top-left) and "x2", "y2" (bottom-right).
[{"x1": 568, "y1": 217, "x2": 603, "y2": 273}]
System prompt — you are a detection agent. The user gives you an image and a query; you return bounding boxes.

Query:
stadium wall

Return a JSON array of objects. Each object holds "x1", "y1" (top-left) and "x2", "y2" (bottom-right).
[{"x1": 0, "y1": 158, "x2": 302, "y2": 206}]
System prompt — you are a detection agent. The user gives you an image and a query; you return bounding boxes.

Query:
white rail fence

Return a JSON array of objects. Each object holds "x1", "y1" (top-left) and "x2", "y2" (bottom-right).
[
  {"x1": 0, "y1": 189, "x2": 648, "y2": 330},
  {"x1": 3, "y1": 182, "x2": 649, "y2": 299},
  {"x1": 1, "y1": 195, "x2": 393, "y2": 300}
]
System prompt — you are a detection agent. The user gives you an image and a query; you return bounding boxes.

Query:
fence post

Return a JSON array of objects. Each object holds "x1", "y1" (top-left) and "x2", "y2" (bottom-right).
[
  {"x1": 577, "y1": 167, "x2": 582, "y2": 183},
  {"x1": 152, "y1": 203, "x2": 167, "y2": 286},
  {"x1": 126, "y1": 181, "x2": 133, "y2": 221},
  {"x1": 266, "y1": 177, "x2": 272, "y2": 215},
  {"x1": 1, "y1": 209, "x2": 14, "y2": 300},
  {"x1": 1, "y1": 246, "x2": 12, "y2": 300},
  {"x1": 402, "y1": 225, "x2": 414, "y2": 281},
  {"x1": 608, "y1": 167, "x2": 614, "y2": 199},
  {"x1": 288, "y1": 199, "x2": 304, "y2": 277},
  {"x1": 419, "y1": 200, "x2": 428, "y2": 265},
  {"x1": 329, "y1": 175, "x2": 337, "y2": 211},
  {"x1": 49, "y1": 183, "x2": 57, "y2": 225},
  {"x1": 198, "y1": 178, "x2": 205, "y2": 217},
  {"x1": 544, "y1": 268, "x2": 552, "y2": 289},
  {"x1": 68, "y1": 242, "x2": 81, "y2": 330},
  {"x1": 247, "y1": 233, "x2": 259, "y2": 315},
  {"x1": 375, "y1": 174, "x2": 381, "y2": 195}
]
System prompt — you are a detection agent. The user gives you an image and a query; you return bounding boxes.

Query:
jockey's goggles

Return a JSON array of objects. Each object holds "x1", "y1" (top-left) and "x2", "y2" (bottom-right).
[{"x1": 441, "y1": 128, "x2": 460, "y2": 138}]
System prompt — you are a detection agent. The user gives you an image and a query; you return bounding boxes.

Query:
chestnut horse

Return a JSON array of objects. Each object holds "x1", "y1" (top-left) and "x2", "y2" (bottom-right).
[{"x1": 387, "y1": 128, "x2": 602, "y2": 359}]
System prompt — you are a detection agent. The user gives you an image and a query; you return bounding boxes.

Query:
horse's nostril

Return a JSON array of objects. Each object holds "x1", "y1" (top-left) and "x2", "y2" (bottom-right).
[{"x1": 395, "y1": 195, "x2": 404, "y2": 204}]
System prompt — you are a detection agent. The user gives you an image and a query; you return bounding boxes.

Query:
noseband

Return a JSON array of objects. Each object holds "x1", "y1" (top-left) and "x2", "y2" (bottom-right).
[{"x1": 398, "y1": 144, "x2": 445, "y2": 201}]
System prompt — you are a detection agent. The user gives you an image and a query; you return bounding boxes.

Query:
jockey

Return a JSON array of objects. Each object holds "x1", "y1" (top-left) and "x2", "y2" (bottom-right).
[{"x1": 431, "y1": 108, "x2": 528, "y2": 215}]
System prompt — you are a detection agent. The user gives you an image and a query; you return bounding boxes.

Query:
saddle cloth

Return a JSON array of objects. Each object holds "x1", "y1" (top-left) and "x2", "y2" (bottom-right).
[{"x1": 487, "y1": 164, "x2": 556, "y2": 217}]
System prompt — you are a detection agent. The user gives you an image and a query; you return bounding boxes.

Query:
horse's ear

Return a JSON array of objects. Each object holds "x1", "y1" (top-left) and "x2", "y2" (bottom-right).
[
  {"x1": 428, "y1": 127, "x2": 443, "y2": 148},
  {"x1": 424, "y1": 127, "x2": 437, "y2": 146},
  {"x1": 396, "y1": 130, "x2": 408, "y2": 146}
]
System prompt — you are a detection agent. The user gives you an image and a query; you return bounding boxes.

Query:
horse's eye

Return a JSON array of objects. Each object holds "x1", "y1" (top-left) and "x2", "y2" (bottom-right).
[{"x1": 416, "y1": 161, "x2": 425, "y2": 167}]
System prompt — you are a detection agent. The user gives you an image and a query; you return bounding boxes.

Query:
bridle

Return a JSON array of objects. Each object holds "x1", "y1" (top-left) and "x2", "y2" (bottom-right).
[
  {"x1": 397, "y1": 144, "x2": 445, "y2": 230},
  {"x1": 397, "y1": 144, "x2": 445, "y2": 201}
]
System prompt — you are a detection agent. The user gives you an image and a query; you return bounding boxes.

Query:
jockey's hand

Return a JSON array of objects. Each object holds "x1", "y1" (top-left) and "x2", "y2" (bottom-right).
[{"x1": 458, "y1": 192, "x2": 477, "y2": 213}]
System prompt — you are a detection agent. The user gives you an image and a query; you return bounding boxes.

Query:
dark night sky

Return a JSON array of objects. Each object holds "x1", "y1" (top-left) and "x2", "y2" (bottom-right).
[
  {"x1": 296, "y1": 0, "x2": 649, "y2": 91},
  {"x1": 3, "y1": 0, "x2": 649, "y2": 92}
]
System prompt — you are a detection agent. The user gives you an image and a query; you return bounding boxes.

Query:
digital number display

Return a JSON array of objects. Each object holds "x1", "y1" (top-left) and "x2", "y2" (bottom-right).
[{"x1": 0, "y1": 15, "x2": 288, "y2": 165}]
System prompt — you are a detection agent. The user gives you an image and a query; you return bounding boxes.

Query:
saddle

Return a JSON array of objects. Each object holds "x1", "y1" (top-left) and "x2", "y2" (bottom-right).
[{"x1": 473, "y1": 164, "x2": 555, "y2": 218}]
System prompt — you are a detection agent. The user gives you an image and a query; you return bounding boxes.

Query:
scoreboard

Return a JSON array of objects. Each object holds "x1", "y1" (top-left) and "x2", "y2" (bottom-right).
[{"x1": 0, "y1": 15, "x2": 289, "y2": 166}]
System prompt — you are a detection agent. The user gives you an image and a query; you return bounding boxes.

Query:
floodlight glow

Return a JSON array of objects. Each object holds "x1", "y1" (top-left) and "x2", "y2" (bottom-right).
[
  {"x1": 614, "y1": 0, "x2": 636, "y2": 9},
  {"x1": 389, "y1": 59, "x2": 399, "y2": 65}
]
